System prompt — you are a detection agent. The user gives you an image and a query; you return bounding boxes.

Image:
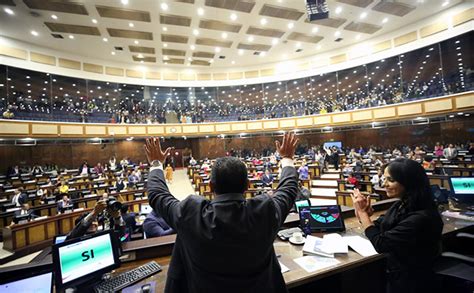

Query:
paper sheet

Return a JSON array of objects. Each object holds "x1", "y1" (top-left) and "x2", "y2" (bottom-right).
[
  {"x1": 279, "y1": 261, "x2": 290, "y2": 273},
  {"x1": 322, "y1": 233, "x2": 348, "y2": 254},
  {"x1": 293, "y1": 256, "x2": 340, "y2": 273},
  {"x1": 343, "y1": 235, "x2": 378, "y2": 257}
]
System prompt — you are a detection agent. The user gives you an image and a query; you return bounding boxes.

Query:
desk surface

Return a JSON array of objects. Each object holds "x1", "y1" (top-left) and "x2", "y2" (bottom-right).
[{"x1": 114, "y1": 209, "x2": 474, "y2": 292}]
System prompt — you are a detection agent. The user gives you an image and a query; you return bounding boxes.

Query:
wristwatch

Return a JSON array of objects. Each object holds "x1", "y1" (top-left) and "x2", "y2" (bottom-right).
[{"x1": 150, "y1": 160, "x2": 163, "y2": 168}]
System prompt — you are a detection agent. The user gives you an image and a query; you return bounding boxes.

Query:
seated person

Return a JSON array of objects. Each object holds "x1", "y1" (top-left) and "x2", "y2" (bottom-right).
[
  {"x1": 58, "y1": 180, "x2": 69, "y2": 195},
  {"x1": 93, "y1": 162, "x2": 104, "y2": 175},
  {"x1": 11, "y1": 203, "x2": 36, "y2": 225},
  {"x1": 422, "y1": 155, "x2": 435, "y2": 171},
  {"x1": 351, "y1": 158, "x2": 443, "y2": 293},
  {"x1": 370, "y1": 169, "x2": 384, "y2": 188},
  {"x1": 120, "y1": 204, "x2": 137, "y2": 235},
  {"x1": 78, "y1": 161, "x2": 90, "y2": 176},
  {"x1": 11, "y1": 188, "x2": 26, "y2": 207},
  {"x1": 143, "y1": 210, "x2": 175, "y2": 238},
  {"x1": 346, "y1": 172, "x2": 359, "y2": 187},
  {"x1": 342, "y1": 163, "x2": 353, "y2": 176},
  {"x1": 57, "y1": 194, "x2": 72, "y2": 213},
  {"x1": 115, "y1": 176, "x2": 127, "y2": 191},
  {"x1": 67, "y1": 198, "x2": 125, "y2": 240},
  {"x1": 297, "y1": 162, "x2": 309, "y2": 180},
  {"x1": 261, "y1": 169, "x2": 274, "y2": 187},
  {"x1": 296, "y1": 181, "x2": 311, "y2": 200}
]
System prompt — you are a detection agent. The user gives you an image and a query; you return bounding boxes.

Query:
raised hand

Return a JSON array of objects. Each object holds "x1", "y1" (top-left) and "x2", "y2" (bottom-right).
[
  {"x1": 275, "y1": 132, "x2": 299, "y2": 159},
  {"x1": 144, "y1": 137, "x2": 172, "y2": 163}
]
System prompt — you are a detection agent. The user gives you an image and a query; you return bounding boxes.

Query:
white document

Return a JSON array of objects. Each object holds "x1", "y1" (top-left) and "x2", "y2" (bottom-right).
[
  {"x1": 293, "y1": 255, "x2": 340, "y2": 273},
  {"x1": 279, "y1": 261, "x2": 290, "y2": 273},
  {"x1": 343, "y1": 235, "x2": 378, "y2": 257},
  {"x1": 322, "y1": 233, "x2": 348, "y2": 254},
  {"x1": 302, "y1": 235, "x2": 334, "y2": 258}
]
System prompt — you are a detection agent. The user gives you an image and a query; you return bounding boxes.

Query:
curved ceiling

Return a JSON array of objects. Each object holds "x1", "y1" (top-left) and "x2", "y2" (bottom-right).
[{"x1": 0, "y1": 0, "x2": 464, "y2": 70}]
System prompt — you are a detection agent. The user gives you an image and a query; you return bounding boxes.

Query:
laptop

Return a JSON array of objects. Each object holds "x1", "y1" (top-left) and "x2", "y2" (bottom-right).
[
  {"x1": 299, "y1": 205, "x2": 346, "y2": 235},
  {"x1": 0, "y1": 270, "x2": 53, "y2": 293},
  {"x1": 448, "y1": 177, "x2": 474, "y2": 206}
]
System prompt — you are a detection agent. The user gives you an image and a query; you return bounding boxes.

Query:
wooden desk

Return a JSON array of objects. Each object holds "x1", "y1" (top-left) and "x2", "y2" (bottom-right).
[
  {"x1": 115, "y1": 203, "x2": 474, "y2": 292},
  {"x1": 1, "y1": 198, "x2": 149, "y2": 252}
]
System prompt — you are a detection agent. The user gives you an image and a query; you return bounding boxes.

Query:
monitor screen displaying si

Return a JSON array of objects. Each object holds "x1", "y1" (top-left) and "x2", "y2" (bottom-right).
[
  {"x1": 53, "y1": 230, "x2": 120, "y2": 289},
  {"x1": 323, "y1": 141, "x2": 342, "y2": 149},
  {"x1": 449, "y1": 177, "x2": 474, "y2": 204},
  {"x1": 0, "y1": 272, "x2": 52, "y2": 293},
  {"x1": 294, "y1": 199, "x2": 310, "y2": 213},
  {"x1": 299, "y1": 205, "x2": 345, "y2": 234}
]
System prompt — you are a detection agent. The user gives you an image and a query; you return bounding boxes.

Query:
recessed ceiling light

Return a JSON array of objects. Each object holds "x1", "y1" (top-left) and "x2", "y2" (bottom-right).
[
  {"x1": 190, "y1": 45, "x2": 195, "y2": 50},
  {"x1": 316, "y1": 45, "x2": 321, "y2": 50},
  {"x1": 162, "y1": 26, "x2": 168, "y2": 31},
  {"x1": 197, "y1": 7, "x2": 204, "y2": 16},
  {"x1": 221, "y1": 32, "x2": 228, "y2": 39},
  {"x1": 335, "y1": 7, "x2": 342, "y2": 14},
  {"x1": 288, "y1": 22, "x2": 294, "y2": 29},
  {"x1": 92, "y1": 18, "x2": 98, "y2": 24},
  {"x1": 360, "y1": 12, "x2": 367, "y2": 19},
  {"x1": 51, "y1": 14, "x2": 58, "y2": 20},
  {"x1": 272, "y1": 38, "x2": 278, "y2": 45},
  {"x1": 295, "y1": 42, "x2": 302, "y2": 48},
  {"x1": 247, "y1": 36, "x2": 254, "y2": 42},
  {"x1": 68, "y1": 35, "x2": 74, "y2": 39},
  {"x1": 231, "y1": 61, "x2": 235, "y2": 64},
  {"x1": 4, "y1": 8, "x2": 14, "y2": 15},
  {"x1": 129, "y1": 22, "x2": 134, "y2": 27},
  {"x1": 121, "y1": 0, "x2": 128, "y2": 4},
  {"x1": 161, "y1": 2, "x2": 169, "y2": 10},
  {"x1": 209, "y1": 59, "x2": 214, "y2": 63},
  {"x1": 163, "y1": 43, "x2": 168, "y2": 47},
  {"x1": 111, "y1": 51, "x2": 116, "y2": 55},
  {"x1": 334, "y1": 31, "x2": 341, "y2": 37},
  {"x1": 355, "y1": 34, "x2": 361, "y2": 40},
  {"x1": 260, "y1": 18, "x2": 267, "y2": 25},
  {"x1": 215, "y1": 47, "x2": 221, "y2": 53},
  {"x1": 230, "y1": 13, "x2": 237, "y2": 21},
  {"x1": 134, "y1": 40, "x2": 139, "y2": 44},
  {"x1": 31, "y1": 30, "x2": 39, "y2": 36},
  {"x1": 260, "y1": 52, "x2": 266, "y2": 57},
  {"x1": 238, "y1": 49, "x2": 244, "y2": 55},
  {"x1": 382, "y1": 17, "x2": 388, "y2": 23},
  {"x1": 103, "y1": 38, "x2": 108, "y2": 42},
  {"x1": 193, "y1": 29, "x2": 199, "y2": 36},
  {"x1": 188, "y1": 57, "x2": 193, "y2": 61},
  {"x1": 441, "y1": 1, "x2": 449, "y2": 6}
]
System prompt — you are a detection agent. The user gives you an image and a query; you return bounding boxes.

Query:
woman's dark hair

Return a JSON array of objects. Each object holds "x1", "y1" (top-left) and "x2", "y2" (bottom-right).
[{"x1": 383, "y1": 158, "x2": 436, "y2": 211}]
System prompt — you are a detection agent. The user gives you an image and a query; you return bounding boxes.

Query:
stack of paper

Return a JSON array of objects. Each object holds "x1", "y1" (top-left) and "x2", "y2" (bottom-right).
[
  {"x1": 303, "y1": 234, "x2": 378, "y2": 258},
  {"x1": 343, "y1": 235, "x2": 378, "y2": 257},
  {"x1": 302, "y1": 235, "x2": 336, "y2": 258}
]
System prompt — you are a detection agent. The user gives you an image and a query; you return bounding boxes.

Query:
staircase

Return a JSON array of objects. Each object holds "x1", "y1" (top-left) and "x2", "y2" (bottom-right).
[{"x1": 309, "y1": 167, "x2": 340, "y2": 205}]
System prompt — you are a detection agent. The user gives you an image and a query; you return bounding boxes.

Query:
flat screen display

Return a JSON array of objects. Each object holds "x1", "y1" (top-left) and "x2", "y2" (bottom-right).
[
  {"x1": 323, "y1": 141, "x2": 342, "y2": 149},
  {"x1": 450, "y1": 177, "x2": 474, "y2": 195},
  {"x1": 58, "y1": 233, "x2": 115, "y2": 285},
  {"x1": 299, "y1": 205, "x2": 345, "y2": 234},
  {"x1": 0, "y1": 272, "x2": 52, "y2": 293},
  {"x1": 295, "y1": 199, "x2": 310, "y2": 213}
]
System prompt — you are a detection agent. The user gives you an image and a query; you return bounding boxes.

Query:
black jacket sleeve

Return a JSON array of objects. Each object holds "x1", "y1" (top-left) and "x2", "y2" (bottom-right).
[
  {"x1": 147, "y1": 168, "x2": 181, "y2": 230},
  {"x1": 271, "y1": 166, "x2": 298, "y2": 227}
]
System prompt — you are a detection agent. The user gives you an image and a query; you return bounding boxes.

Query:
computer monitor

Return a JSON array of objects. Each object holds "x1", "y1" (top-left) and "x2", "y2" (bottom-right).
[
  {"x1": 134, "y1": 192, "x2": 144, "y2": 199},
  {"x1": 448, "y1": 177, "x2": 474, "y2": 204},
  {"x1": 299, "y1": 205, "x2": 346, "y2": 234},
  {"x1": 46, "y1": 196, "x2": 56, "y2": 204},
  {"x1": 54, "y1": 235, "x2": 68, "y2": 245},
  {"x1": 13, "y1": 213, "x2": 30, "y2": 224},
  {"x1": 61, "y1": 204, "x2": 74, "y2": 214},
  {"x1": 0, "y1": 271, "x2": 53, "y2": 293},
  {"x1": 1, "y1": 203, "x2": 15, "y2": 212},
  {"x1": 323, "y1": 141, "x2": 342, "y2": 149},
  {"x1": 140, "y1": 203, "x2": 152, "y2": 215},
  {"x1": 52, "y1": 230, "x2": 120, "y2": 290},
  {"x1": 294, "y1": 199, "x2": 311, "y2": 213}
]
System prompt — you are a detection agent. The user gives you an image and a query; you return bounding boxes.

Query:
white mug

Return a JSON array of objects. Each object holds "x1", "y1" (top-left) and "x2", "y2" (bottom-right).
[{"x1": 292, "y1": 232, "x2": 303, "y2": 242}]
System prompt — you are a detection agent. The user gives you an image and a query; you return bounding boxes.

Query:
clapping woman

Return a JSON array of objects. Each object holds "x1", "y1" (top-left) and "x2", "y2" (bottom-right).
[{"x1": 351, "y1": 158, "x2": 443, "y2": 293}]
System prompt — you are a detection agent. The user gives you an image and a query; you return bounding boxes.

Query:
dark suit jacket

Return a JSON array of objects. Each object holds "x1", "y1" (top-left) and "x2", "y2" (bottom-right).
[
  {"x1": 365, "y1": 201, "x2": 443, "y2": 293},
  {"x1": 148, "y1": 165, "x2": 298, "y2": 293},
  {"x1": 143, "y1": 211, "x2": 174, "y2": 238}
]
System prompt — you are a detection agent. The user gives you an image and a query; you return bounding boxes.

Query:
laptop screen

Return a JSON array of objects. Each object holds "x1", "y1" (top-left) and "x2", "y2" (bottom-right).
[
  {"x1": 294, "y1": 199, "x2": 310, "y2": 213},
  {"x1": 0, "y1": 272, "x2": 52, "y2": 293},
  {"x1": 299, "y1": 205, "x2": 346, "y2": 234},
  {"x1": 450, "y1": 177, "x2": 474, "y2": 195}
]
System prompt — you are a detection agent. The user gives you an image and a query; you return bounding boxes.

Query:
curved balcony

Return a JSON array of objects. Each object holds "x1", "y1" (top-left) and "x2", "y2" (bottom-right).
[{"x1": 0, "y1": 92, "x2": 472, "y2": 139}]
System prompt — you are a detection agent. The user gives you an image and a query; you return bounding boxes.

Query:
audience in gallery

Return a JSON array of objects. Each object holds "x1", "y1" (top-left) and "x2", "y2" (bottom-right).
[
  {"x1": 1, "y1": 32, "x2": 472, "y2": 125},
  {"x1": 351, "y1": 158, "x2": 443, "y2": 293}
]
